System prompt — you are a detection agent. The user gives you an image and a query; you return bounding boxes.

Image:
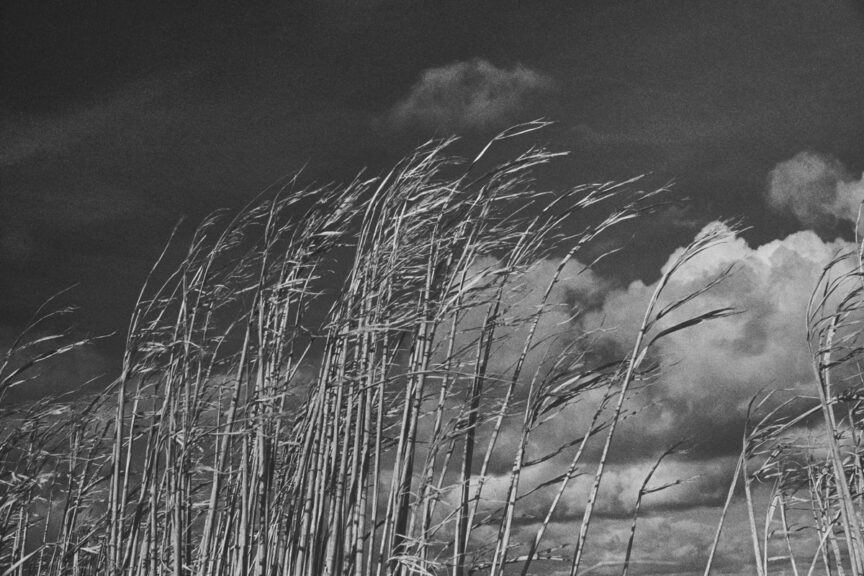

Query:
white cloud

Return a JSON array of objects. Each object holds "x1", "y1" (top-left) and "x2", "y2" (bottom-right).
[
  {"x1": 387, "y1": 58, "x2": 552, "y2": 131},
  {"x1": 450, "y1": 256, "x2": 607, "y2": 375},
  {"x1": 462, "y1": 220, "x2": 852, "y2": 523},
  {"x1": 375, "y1": 214, "x2": 858, "y2": 573},
  {"x1": 464, "y1": 222, "x2": 852, "y2": 478},
  {"x1": 576, "y1": 223, "x2": 851, "y2": 455},
  {"x1": 766, "y1": 151, "x2": 864, "y2": 226},
  {"x1": 432, "y1": 221, "x2": 854, "y2": 524}
]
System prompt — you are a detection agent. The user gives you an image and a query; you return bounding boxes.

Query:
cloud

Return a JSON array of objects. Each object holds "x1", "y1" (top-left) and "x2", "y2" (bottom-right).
[
  {"x1": 387, "y1": 59, "x2": 552, "y2": 131},
  {"x1": 765, "y1": 151, "x2": 864, "y2": 226},
  {"x1": 463, "y1": 221, "x2": 850, "y2": 481},
  {"x1": 431, "y1": 221, "x2": 853, "y2": 529},
  {"x1": 456, "y1": 220, "x2": 852, "y2": 531},
  {"x1": 456, "y1": 481, "x2": 759, "y2": 575},
  {"x1": 410, "y1": 220, "x2": 854, "y2": 576},
  {"x1": 575, "y1": 222, "x2": 851, "y2": 460},
  {"x1": 468, "y1": 454, "x2": 738, "y2": 522},
  {"x1": 450, "y1": 255, "x2": 608, "y2": 376}
]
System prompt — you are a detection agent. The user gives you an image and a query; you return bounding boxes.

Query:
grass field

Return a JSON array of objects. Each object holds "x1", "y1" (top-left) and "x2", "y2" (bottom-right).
[{"x1": 2, "y1": 124, "x2": 864, "y2": 576}]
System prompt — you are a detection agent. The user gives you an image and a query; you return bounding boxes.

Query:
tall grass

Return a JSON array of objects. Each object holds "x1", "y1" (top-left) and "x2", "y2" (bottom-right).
[
  {"x1": 699, "y1": 242, "x2": 864, "y2": 576},
  {"x1": 1, "y1": 123, "x2": 751, "y2": 575}
]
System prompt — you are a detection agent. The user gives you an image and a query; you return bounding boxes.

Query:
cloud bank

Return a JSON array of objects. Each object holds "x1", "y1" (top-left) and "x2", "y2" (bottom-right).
[
  {"x1": 387, "y1": 59, "x2": 552, "y2": 131},
  {"x1": 580, "y1": 224, "x2": 848, "y2": 456},
  {"x1": 490, "y1": 221, "x2": 849, "y2": 477},
  {"x1": 459, "y1": 215, "x2": 854, "y2": 571}
]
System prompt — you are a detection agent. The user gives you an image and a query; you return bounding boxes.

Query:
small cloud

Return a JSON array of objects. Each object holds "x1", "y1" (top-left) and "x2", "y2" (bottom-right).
[
  {"x1": 765, "y1": 151, "x2": 864, "y2": 227},
  {"x1": 387, "y1": 58, "x2": 553, "y2": 131}
]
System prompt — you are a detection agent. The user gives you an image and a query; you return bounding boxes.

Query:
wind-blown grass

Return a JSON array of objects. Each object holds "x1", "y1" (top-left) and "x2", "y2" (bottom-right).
[{"x1": 1, "y1": 123, "x2": 754, "y2": 576}]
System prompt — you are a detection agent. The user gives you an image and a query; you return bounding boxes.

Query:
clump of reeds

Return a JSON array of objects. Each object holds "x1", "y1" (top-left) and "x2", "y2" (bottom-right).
[
  {"x1": 700, "y1": 237, "x2": 864, "y2": 576},
  {"x1": 0, "y1": 122, "x2": 741, "y2": 576}
]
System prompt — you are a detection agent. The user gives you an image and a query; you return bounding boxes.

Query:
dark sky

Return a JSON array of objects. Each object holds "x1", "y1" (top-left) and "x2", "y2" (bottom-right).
[
  {"x1": 4, "y1": 2, "x2": 864, "y2": 571},
  {"x1": 3, "y1": 0, "x2": 864, "y2": 340}
]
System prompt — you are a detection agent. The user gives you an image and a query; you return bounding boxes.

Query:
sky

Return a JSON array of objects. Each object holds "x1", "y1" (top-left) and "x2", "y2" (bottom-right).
[{"x1": 3, "y1": 1, "x2": 864, "y2": 573}]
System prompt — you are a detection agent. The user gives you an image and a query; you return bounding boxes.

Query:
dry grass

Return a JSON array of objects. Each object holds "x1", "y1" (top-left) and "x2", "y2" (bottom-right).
[{"x1": 0, "y1": 124, "x2": 796, "y2": 576}]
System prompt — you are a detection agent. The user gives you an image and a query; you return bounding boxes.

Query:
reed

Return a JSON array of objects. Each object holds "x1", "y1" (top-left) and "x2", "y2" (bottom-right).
[{"x1": 0, "y1": 123, "x2": 747, "y2": 575}]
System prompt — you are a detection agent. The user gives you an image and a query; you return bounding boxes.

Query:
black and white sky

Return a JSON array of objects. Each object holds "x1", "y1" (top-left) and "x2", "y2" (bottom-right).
[{"x1": 4, "y1": 1, "x2": 864, "y2": 573}]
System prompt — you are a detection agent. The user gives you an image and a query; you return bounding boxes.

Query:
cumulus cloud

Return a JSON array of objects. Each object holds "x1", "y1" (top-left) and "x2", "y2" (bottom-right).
[
  {"x1": 387, "y1": 58, "x2": 553, "y2": 131},
  {"x1": 467, "y1": 222, "x2": 850, "y2": 476},
  {"x1": 436, "y1": 220, "x2": 852, "y2": 512},
  {"x1": 766, "y1": 151, "x2": 864, "y2": 226},
  {"x1": 576, "y1": 223, "x2": 850, "y2": 460},
  {"x1": 406, "y1": 219, "x2": 856, "y2": 575},
  {"x1": 463, "y1": 454, "x2": 737, "y2": 523},
  {"x1": 357, "y1": 199, "x2": 861, "y2": 573},
  {"x1": 452, "y1": 255, "x2": 607, "y2": 376},
  {"x1": 453, "y1": 220, "x2": 850, "y2": 545},
  {"x1": 451, "y1": 463, "x2": 763, "y2": 574},
  {"x1": 507, "y1": 500, "x2": 759, "y2": 575}
]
